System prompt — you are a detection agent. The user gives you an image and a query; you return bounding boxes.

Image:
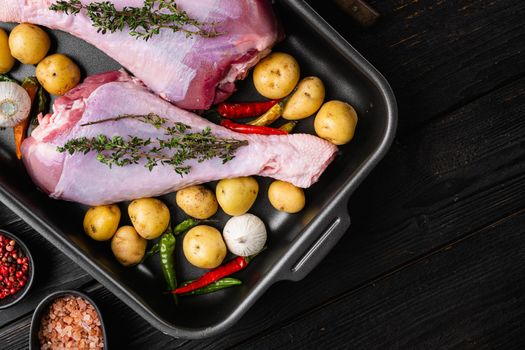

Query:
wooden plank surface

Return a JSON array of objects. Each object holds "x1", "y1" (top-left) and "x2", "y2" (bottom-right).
[
  {"x1": 1, "y1": 0, "x2": 525, "y2": 348},
  {"x1": 161, "y1": 76, "x2": 525, "y2": 350},
  {"x1": 316, "y1": 0, "x2": 525, "y2": 133},
  {"x1": 234, "y1": 209, "x2": 525, "y2": 349},
  {"x1": 0, "y1": 204, "x2": 92, "y2": 328}
]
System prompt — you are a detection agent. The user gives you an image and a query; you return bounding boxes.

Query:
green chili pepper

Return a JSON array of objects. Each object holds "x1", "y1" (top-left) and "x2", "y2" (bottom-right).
[
  {"x1": 28, "y1": 86, "x2": 49, "y2": 127},
  {"x1": 160, "y1": 229, "x2": 178, "y2": 303},
  {"x1": 173, "y1": 218, "x2": 201, "y2": 235},
  {"x1": 142, "y1": 218, "x2": 201, "y2": 263},
  {"x1": 37, "y1": 86, "x2": 48, "y2": 113},
  {"x1": 142, "y1": 242, "x2": 160, "y2": 262},
  {"x1": 179, "y1": 278, "x2": 242, "y2": 296}
]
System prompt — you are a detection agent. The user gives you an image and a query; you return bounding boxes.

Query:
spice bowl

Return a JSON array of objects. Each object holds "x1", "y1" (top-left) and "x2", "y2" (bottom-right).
[
  {"x1": 30, "y1": 290, "x2": 108, "y2": 350},
  {"x1": 0, "y1": 229, "x2": 35, "y2": 309}
]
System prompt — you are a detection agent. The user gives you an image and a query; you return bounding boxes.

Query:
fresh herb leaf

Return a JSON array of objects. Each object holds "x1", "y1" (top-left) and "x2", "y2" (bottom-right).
[
  {"x1": 58, "y1": 113, "x2": 248, "y2": 175},
  {"x1": 0, "y1": 75, "x2": 17, "y2": 83},
  {"x1": 49, "y1": 0, "x2": 222, "y2": 41}
]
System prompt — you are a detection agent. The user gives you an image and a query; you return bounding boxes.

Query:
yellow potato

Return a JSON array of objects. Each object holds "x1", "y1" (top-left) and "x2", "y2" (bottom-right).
[
  {"x1": 8, "y1": 23, "x2": 50, "y2": 65},
  {"x1": 111, "y1": 226, "x2": 147, "y2": 267},
  {"x1": 283, "y1": 76, "x2": 325, "y2": 120},
  {"x1": 83, "y1": 204, "x2": 121, "y2": 241},
  {"x1": 0, "y1": 28, "x2": 14, "y2": 74},
  {"x1": 216, "y1": 177, "x2": 259, "y2": 216},
  {"x1": 128, "y1": 198, "x2": 170, "y2": 240},
  {"x1": 253, "y1": 52, "x2": 300, "y2": 99},
  {"x1": 176, "y1": 185, "x2": 218, "y2": 219},
  {"x1": 314, "y1": 100, "x2": 358, "y2": 145},
  {"x1": 268, "y1": 181, "x2": 305, "y2": 213},
  {"x1": 183, "y1": 225, "x2": 226, "y2": 269},
  {"x1": 36, "y1": 54, "x2": 81, "y2": 95}
]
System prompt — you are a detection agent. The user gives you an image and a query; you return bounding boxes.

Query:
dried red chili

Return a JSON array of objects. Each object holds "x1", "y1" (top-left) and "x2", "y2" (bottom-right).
[
  {"x1": 217, "y1": 99, "x2": 281, "y2": 119},
  {"x1": 0, "y1": 233, "x2": 29, "y2": 299}
]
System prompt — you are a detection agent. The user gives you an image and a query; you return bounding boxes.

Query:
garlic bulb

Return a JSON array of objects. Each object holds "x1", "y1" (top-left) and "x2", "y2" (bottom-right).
[
  {"x1": 0, "y1": 82, "x2": 31, "y2": 128},
  {"x1": 223, "y1": 214, "x2": 267, "y2": 257}
]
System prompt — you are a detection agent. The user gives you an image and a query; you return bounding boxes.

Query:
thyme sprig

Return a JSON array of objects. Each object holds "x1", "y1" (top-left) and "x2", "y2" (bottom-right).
[
  {"x1": 57, "y1": 113, "x2": 248, "y2": 176},
  {"x1": 49, "y1": 0, "x2": 222, "y2": 40}
]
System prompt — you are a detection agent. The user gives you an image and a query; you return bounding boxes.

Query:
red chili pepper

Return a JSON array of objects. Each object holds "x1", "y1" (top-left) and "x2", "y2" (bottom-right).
[
  {"x1": 173, "y1": 256, "x2": 253, "y2": 295},
  {"x1": 220, "y1": 119, "x2": 287, "y2": 135},
  {"x1": 217, "y1": 100, "x2": 281, "y2": 119}
]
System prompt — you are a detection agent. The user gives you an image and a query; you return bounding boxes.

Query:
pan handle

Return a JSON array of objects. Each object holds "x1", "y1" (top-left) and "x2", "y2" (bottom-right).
[{"x1": 277, "y1": 199, "x2": 351, "y2": 282}]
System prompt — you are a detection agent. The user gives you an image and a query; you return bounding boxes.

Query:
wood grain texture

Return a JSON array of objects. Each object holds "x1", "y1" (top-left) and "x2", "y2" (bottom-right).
[
  {"x1": 350, "y1": 77, "x2": 525, "y2": 236},
  {"x1": 233, "y1": 210, "x2": 525, "y2": 349},
  {"x1": 169, "y1": 78, "x2": 525, "y2": 349},
  {"x1": 0, "y1": 203, "x2": 92, "y2": 328},
  {"x1": 0, "y1": 318, "x2": 30, "y2": 350},
  {"x1": 314, "y1": 0, "x2": 525, "y2": 134},
  {"x1": 80, "y1": 73, "x2": 525, "y2": 350},
  {"x1": 2, "y1": 0, "x2": 525, "y2": 348}
]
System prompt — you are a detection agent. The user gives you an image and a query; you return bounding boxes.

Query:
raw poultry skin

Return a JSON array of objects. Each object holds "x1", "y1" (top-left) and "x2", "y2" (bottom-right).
[
  {"x1": 0, "y1": 0, "x2": 280, "y2": 109},
  {"x1": 21, "y1": 71, "x2": 338, "y2": 206}
]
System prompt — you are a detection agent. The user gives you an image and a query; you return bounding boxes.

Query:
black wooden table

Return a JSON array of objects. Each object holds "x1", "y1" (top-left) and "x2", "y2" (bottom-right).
[{"x1": 1, "y1": 0, "x2": 525, "y2": 348}]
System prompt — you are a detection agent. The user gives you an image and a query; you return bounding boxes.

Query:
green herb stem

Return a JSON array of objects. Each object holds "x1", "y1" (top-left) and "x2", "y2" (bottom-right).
[
  {"x1": 49, "y1": 0, "x2": 222, "y2": 40},
  {"x1": 57, "y1": 113, "x2": 248, "y2": 175}
]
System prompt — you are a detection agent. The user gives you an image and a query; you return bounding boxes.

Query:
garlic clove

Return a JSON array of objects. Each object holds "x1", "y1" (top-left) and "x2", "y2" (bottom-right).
[
  {"x1": 223, "y1": 213, "x2": 267, "y2": 257},
  {"x1": 0, "y1": 82, "x2": 31, "y2": 128}
]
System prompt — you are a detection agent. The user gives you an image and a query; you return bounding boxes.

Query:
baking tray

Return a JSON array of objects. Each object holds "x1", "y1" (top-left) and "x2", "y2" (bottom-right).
[{"x1": 0, "y1": 0, "x2": 397, "y2": 339}]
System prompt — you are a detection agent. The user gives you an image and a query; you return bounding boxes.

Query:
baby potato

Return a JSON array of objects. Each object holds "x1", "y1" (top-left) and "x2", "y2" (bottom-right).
[
  {"x1": 268, "y1": 180, "x2": 305, "y2": 213},
  {"x1": 8, "y1": 23, "x2": 50, "y2": 65},
  {"x1": 314, "y1": 100, "x2": 358, "y2": 145},
  {"x1": 253, "y1": 52, "x2": 300, "y2": 99},
  {"x1": 128, "y1": 198, "x2": 170, "y2": 240},
  {"x1": 0, "y1": 28, "x2": 14, "y2": 74},
  {"x1": 83, "y1": 204, "x2": 121, "y2": 241},
  {"x1": 176, "y1": 185, "x2": 218, "y2": 219},
  {"x1": 283, "y1": 76, "x2": 325, "y2": 120},
  {"x1": 216, "y1": 177, "x2": 259, "y2": 216},
  {"x1": 36, "y1": 54, "x2": 81, "y2": 95},
  {"x1": 183, "y1": 225, "x2": 226, "y2": 269},
  {"x1": 111, "y1": 226, "x2": 147, "y2": 267}
]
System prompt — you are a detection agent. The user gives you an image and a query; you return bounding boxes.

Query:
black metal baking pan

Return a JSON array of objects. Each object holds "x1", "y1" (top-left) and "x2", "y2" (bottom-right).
[{"x1": 0, "y1": 0, "x2": 397, "y2": 339}]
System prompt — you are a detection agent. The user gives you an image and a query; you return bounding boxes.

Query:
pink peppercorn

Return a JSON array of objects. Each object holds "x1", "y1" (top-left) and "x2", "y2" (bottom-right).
[{"x1": 0, "y1": 233, "x2": 30, "y2": 300}]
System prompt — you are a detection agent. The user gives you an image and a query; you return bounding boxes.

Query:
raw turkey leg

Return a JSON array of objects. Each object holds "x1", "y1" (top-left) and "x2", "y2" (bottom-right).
[
  {"x1": 0, "y1": 0, "x2": 281, "y2": 109},
  {"x1": 22, "y1": 71, "x2": 338, "y2": 206}
]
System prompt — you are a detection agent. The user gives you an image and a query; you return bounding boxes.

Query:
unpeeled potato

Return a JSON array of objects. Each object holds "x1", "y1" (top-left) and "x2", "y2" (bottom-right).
[
  {"x1": 314, "y1": 100, "x2": 358, "y2": 145},
  {"x1": 176, "y1": 185, "x2": 218, "y2": 219},
  {"x1": 83, "y1": 204, "x2": 121, "y2": 241},
  {"x1": 253, "y1": 52, "x2": 300, "y2": 99},
  {"x1": 283, "y1": 76, "x2": 325, "y2": 120},
  {"x1": 111, "y1": 226, "x2": 147, "y2": 266},
  {"x1": 268, "y1": 180, "x2": 305, "y2": 213},
  {"x1": 183, "y1": 225, "x2": 226, "y2": 269},
  {"x1": 216, "y1": 177, "x2": 259, "y2": 216},
  {"x1": 36, "y1": 54, "x2": 81, "y2": 95},
  {"x1": 8, "y1": 23, "x2": 50, "y2": 65},
  {"x1": 0, "y1": 28, "x2": 14, "y2": 74},
  {"x1": 128, "y1": 198, "x2": 170, "y2": 240}
]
